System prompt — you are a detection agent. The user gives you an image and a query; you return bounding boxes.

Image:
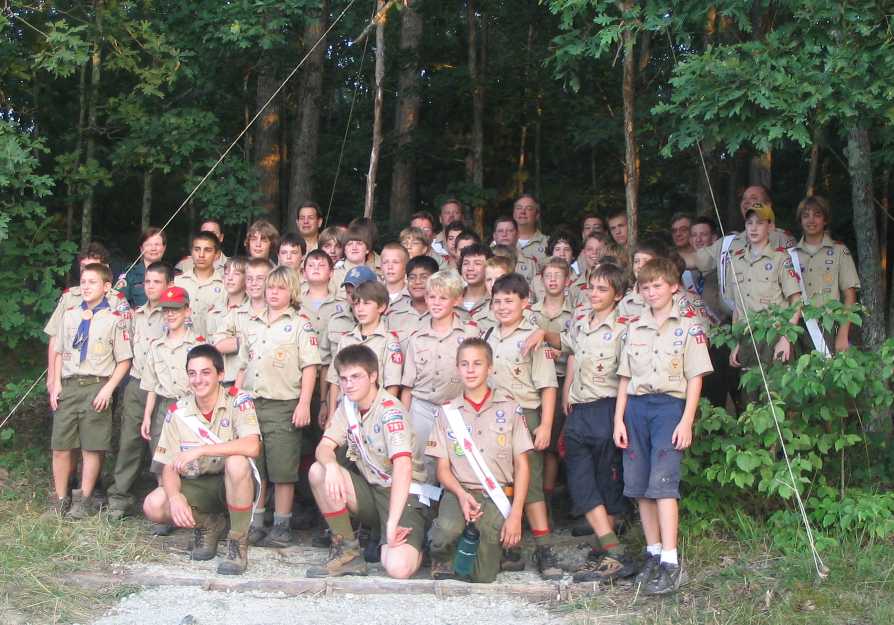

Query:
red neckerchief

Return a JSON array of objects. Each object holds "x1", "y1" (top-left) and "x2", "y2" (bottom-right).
[
  {"x1": 201, "y1": 410, "x2": 213, "y2": 423},
  {"x1": 463, "y1": 388, "x2": 492, "y2": 413}
]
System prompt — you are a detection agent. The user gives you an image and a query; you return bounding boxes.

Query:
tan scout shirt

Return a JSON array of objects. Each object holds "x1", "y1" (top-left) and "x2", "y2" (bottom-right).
[
  {"x1": 426, "y1": 390, "x2": 534, "y2": 490},
  {"x1": 618, "y1": 289, "x2": 712, "y2": 325},
  {"x1": 129, "y1": 303, "x2": 166, "y2": 379},
  {"x1": 485, "y1": 318, "x2": 558, "y2": 409},
  {"x1": 241, "y1": 307, "x2": 322, "y2": 400},
  {"x1": 153, "y1": 385, "x2": 261, "y2": 477},
  {"x1": 725, "y1": 244, "x2": 802, "y2": 318},
  {"x1": 401, "y1": 316, "x2": 480, "y2": 403},
  {"x1": 56, "y1": 305, "x2": 133, "y2": 378},
  {"x1": 618, "y1": 306, "x2": 713, "y2": 399},
  {"x1": 205, "y1": 298, "x2": 249, "y2": 382},
  {"x1": 45, "y1": 287, "x2": 129, "y2": 338},
  {"x1": 321, "y1": 305, "x2": 356, "y2": 365},
  {"x1": 175, "y1": 253, "x2": 228, "y2": 275},
  {"x1": 174, "y1": 269, "x2": 227, "y2": 335},
  {"x1": 323, "y1": 388, "x2": 425, "y2": 486},
  {"x1": 792, "y1": 235, "x2": 860, "y2": 306},
  {"x1": 693, "y1": 228, "x2": 797, "y2": 274},
  {"x1": 325, "y1": 321, "x2": 403, "y2": 389},
  {"x1": 529, "y1": 298, "x2": 575, "y2": 377},
  {"x1": 562, "y1": 308, "x2": 628, "y2": 404},
  {"x1": 514, "y1": 253, "x2": 540, "y2": 285},
  {"x1": 385, "y1": 296, "x2": 430, "y2": 347},
  {"x1": 457, "y1": 295, "x2": 493, "y2": 336},
  {"x1": 140, "y1": 330, "x2": 206, "y2": 399},
  {"x1": 518, "y1": 231, "x2": 550, "y2": 267},
  {"x1": 300, "y1": 285, "x2": 347, "y2": 366}
]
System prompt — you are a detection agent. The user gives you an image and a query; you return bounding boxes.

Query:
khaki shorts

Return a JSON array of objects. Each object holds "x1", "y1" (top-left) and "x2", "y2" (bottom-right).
[
  {"x1": 180, "y1": 473, "x2": 227, "y2": 513},
  {"x1": 52, "y1": 377, "x2": 112, "y2": 451},
  {"x1": 522, "y1": 407, "x2": 544, "y2": 504},
  {"x1": 349, "y1": 469, "x2": 427, "y2": 552},
  {"x1": 256, "y1": 398, "x2": 302, "y2": 483}
]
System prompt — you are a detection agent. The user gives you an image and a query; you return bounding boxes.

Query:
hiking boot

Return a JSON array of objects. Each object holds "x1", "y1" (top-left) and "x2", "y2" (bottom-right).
[
  {"x1": 535, "y1": 544, "x2": 564, "y2": 580},
  {"x1": 257, "y1": 522, "x2": 292, "y2": 548},
  {"x1": 363, "y1": 528, "x2": 381, "y2": 563},
  {"x1": 312, "y1": 527, "x2": 332, "y2": 548},
  {"x1": 248, "y1": 524, "x2": 267, "y2": 546},
  {"x1": 501, "y1": 547, "x2": 525, "y2": 572},
  {"x1": 43, "y1": 495, "x2": 72, "y2": 519},
  {"x1": 306, "y1": 535, "x2": 368, "y2": 578},
  {"x1": 634, "y1": 552, "x2": 660, "y2": 588},
  {"x1": 191, "y1": 512, "x2": 227, "y2": 561},
  {"x1": 645, "y1": 561, "x2": 687, "y2": 595},
  {"x1": 572, "y1": 551, "x2": 638, "y2": 582},
  {"x1": 150, "y1": 522, "x2": 174, "y2": 536},
  {"x1": 217, "y1": 532, "x2": 249, "y2": 575},
  {"x1": 430, "y1": 559, "x2": 455, "y2": 580},
  {"x1": 68, "y1": 493, "x2": 99, "y2": 519}
]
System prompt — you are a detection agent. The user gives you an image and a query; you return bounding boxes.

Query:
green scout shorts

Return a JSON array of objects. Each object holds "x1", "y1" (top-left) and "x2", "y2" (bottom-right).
[
  {"x1": 429, "y1": 490, "x2": 506, "y2": 583},
  {"x1": 180, "y1": 473, "x2": 227, "y2": 513},
  {"x1": 255, "y1": 398, "x2": 302, "y2": 483},
  {"x1": 522, "y1": 407, "x2": 544, "y2": 504},
  {"x1": 52, "y1": 377, "x2": 112, "y2": 451},
  {"x1": 349, "y1": 469, "x2": 427, "y2": 552}
]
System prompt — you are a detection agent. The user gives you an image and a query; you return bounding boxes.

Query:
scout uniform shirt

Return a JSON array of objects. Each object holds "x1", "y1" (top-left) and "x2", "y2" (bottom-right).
[
  {"x1": 175, "y1": 252, "x2": 228, "y2": 275},
  {"x1": 457, "y1": 295, "x2": 493, "y2": 335},
  {"x1": 401, "y1": 316, "x2": 480, "y2": 403},
  {"x1": 485, "y1": 317, "x2": 558, "y2": 410},
  {"x1": 299, "y1": 284, "x2": 347, "y2": 366},
  {"x1": 323, "y1": 387, "x2": 426, "y2": 486},
  {"x1": 561, "y1": 307, "x2": 628, "y2": 404},
  {"x1": 128, "y1": 302, "x2": 167, "y2": 380},
  {"x1": 140, "y1": 329, "x2": 206, "y2": 399},
  {"x1": 385, "y1": 295, "x2": 430, "y2": 347},
  {"x1": 792, "y1": 234, "x2": 860, "y2": 306},
  {"x1": 618, "y1": 289, "x2": 712, "y2": 325},
  {"x1": 427, "y1": 390, "x2": 534, "y2": 490},
  {"x1": 325, "y1": 320, "x2": 403, "y2": 389},
  {"x1": 56, "y1": 302, "x2": 133, "y2": 378},
  {"x1": 240, "y1": 307, "x2": 322, "y2": 400},
  {"x1": 174, "y1": 268, "x2": 227, "y2": 335},
  {"x1": 320, "y1": 302, "x2": 356, "y2": 366},
  {"x1": 45, "y1": 287, "x2": 129, "y2": 339},
  {"x1": 618, "y1": 305, "x2": 713, "y2": 399},
  {"x1": 205, "y1": 297, "x2": 249, "y2": 382},
  {"x1": 724, "y1": 244, "x2": 802, "y2": 318},
  {"x1": 518, "y1": 231, "x2": 550, "y2": 267},
  {"x1": 693, "y1": 228, "x2": 797, "y2": 274},
  {"x1": 514, "y1": 253, "x2": 540, "y2": 285},
  {"x1": 153, "y1": 385, "x2": 261, "y2": 478},
  {"x1": 529, "y1": 298, "x2": 575, "y2": 378}
]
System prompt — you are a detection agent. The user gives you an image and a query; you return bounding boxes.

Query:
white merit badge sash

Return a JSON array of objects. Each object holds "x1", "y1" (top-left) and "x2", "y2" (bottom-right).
[
  {"x1": 442, "y1": 404, "x2": 513, "y2": 519},
  {"x1": 787, "y1": 249, "x2": 831, "y2": 358},
  {"x1": 717, "y1": 233, "x2": 737, "y2": 311}
]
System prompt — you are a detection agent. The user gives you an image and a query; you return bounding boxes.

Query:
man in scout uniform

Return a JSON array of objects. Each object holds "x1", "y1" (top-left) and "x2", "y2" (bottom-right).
[
  {"x1": 427, "y1": 338, "x2": 533, "y2": 583},
  {"x1": 235, "y1": 266, "x2": 321, "y2": 547},
  {"x1": 296, "y1": 201, "x2": 324, "y2": 252},
  {"x1": 485, "y1": 273, "x2": 562, "y2": 580},
  {"x1": 174, "y1": 231, "x2": 227, "y2": 336},
  {"x1": 142, "y1": 344, "x2": 261, "y2": 575},
  {"x1": 613, "y1": 258, "x2": 713, "y2": 595},
  {"x1": 307, "y1": 344, "x2": 428, "y2": 579},
  {"x1": 48, "y1": 263, "x2": 133, "y2": 517},
  {"x1": 176, "y1": 220, "x2": 228, "y2": 274},
  {"x1": 108, "y1": 261, "x2": 171, "y2": 519},
  {"x1": 513, "y1": 193, "x2": 550, "y2": 266},
  {"x1": 385, "y1": 255, "x2": 438, "y2": 347},
  {"x1": 431, "y1": 198, "x2": 465, "y2": 257}
]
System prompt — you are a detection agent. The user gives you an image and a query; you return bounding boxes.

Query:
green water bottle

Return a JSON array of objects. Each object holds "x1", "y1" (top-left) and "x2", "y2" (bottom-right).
[{"x1": 453, "y1": 522, "x2": 480, "y2": 578}]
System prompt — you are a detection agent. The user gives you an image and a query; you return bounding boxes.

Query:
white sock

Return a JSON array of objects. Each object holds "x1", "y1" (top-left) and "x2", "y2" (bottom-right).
[
  {"x1": 647, "y1": 543, "x2": 662, "y2": 557},
  {"x1": 660, "y1": 548, "x2": 678, "y2": 565}
]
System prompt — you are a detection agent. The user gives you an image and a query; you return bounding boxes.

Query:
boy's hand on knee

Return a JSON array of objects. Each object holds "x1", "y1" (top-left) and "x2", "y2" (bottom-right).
[
  {"x1": 500, "y1": 514, "x2": 522, "y2": 548},
  {"x1": 324, "y1": 464, "x2": 346, "y2": 504},
  {"x1": 532, "y1": 424, "x2": 551, "y2": 450},
  {"x1": 613, "y1": 421, "x2": 628, "y2": 449},
  {"x1": 169, "y1": 493, "x2": 195, "y2": 528},
  {"x1": 672, "y1": 421, "x2": 693, "y2": 450},
  {"x1": 386, "y1": 520, "x2": 411, "y2": 547},
  {"x1": 458, "y1": 490, "x2": 482, "y2": 522}
]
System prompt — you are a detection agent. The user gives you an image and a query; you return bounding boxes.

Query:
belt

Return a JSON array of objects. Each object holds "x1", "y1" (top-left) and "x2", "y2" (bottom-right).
[
  {"x1": 64, "y1": 375, "x2": 107, "y2": 386},
  {"x1": 475, "y1": 484, "x2": 514, "y2": 499}
]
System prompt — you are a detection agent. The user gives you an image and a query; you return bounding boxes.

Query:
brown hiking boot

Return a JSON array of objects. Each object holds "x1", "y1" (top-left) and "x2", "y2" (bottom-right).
[
  {"x1": 191, "y1": 511, "x2": 228, "y2": 561},
  {"x1": 430, "y1": 559, "x2": 455, "y2": 580},
  {"x1": 68, "y1": 493, "x2": 99, "y2": 519},
  {"x1": 42, "y1": 495, "x2": 72, "y2": 519},
  {"x1": 217, "y1": 531, "x2": 249, "y2": 575},
  {"x1": 306, "y1": 535, "x2": 367, "y2": 578}
]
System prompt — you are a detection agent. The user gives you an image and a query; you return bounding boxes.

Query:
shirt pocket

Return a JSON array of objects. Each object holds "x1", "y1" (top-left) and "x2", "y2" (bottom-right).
[{"x1": 489, "y1": 422, "x2": 512, "y2": 461}]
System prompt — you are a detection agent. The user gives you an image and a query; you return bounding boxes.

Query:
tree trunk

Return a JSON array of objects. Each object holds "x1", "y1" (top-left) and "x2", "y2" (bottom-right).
[
  {"x1": 363, "y1": 0, "x2": 386, "y2": 219},
  {"x1": 389, "y1": 2, "x2": 423, "y2": 225},
  {"x1": 620, "y1": 1, "x2": 639, "y2": 252},
  {"x1": 66, "y1": 60, "x2": 88, "y2": 242},
  {"x1": 141, "y1": 170, "x2": 152, "y2": 231},
  {"x1": 847, "y1": 126, "x2": 884, "y2": 348},
  {"x1": 805, "y1": 126, "x2": 822, "y2": 197},
  {"x1": 749, "y1": 150, "x2": 772, "y2": 190},
  {"x1": 466, "y1": 0, "x2": 485, "y2": 237},
  {"x1": 514, "y1": 22, "x2": 535, "y2": 196},
  {"x1": 80, "y1": 0, "x2": 103, "y2": 251},
  {"x1": 696, "y1": 146, "x2": 716, "y2": 217},
  {"x1": 289, "y1": 0, "x2": 329, "y2": 229},
  {"x1": 255, "y1": 66, "x2": 282, "y2": 224}
]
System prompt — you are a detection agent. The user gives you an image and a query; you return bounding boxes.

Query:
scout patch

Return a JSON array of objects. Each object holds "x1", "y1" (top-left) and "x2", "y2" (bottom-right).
[
  {"x1": 497, "y1": 434, "x2": 507, "y2": 447},
  {"x1": 688, "y1": 325, "x2": 707, "y2": 344},
  {"x1": 674, "y1": 328, "x2": 684, "y2": 337},
  {"x1": 220, "y1": 418, "x2": 230, "y2": 427},
  {"x1": 824, "y1": 273, "x2": 834, "y2": 284},
  {"x1": 386, "y1": 421, "x2": 404, "y2": 433},
  {"x1": 764, "y1": 262, "x2": 773, "y2": 271},
  {"x1": 284, "y1": 325, "x2": 292, "y2": 332},
  {"x1": 603, "y1": 331, "x2": 613, "y2": 341}
]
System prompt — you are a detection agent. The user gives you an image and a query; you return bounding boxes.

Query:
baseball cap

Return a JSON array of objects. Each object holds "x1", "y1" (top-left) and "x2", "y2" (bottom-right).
[
  {"x1": 342, "y1": 265, "x2": 378, "y2": 287},
  {"x1": 744, "y1": 202, "x2": 775, "y2": 223},
  {"x1": 159, "y1": 286, "x2": 190, "y2": 309}
]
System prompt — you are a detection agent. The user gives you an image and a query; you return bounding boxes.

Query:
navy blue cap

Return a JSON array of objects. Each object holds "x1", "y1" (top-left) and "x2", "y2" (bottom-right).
[{"x1": 342, "y1": 265, "x2": 378, "y2": 287}]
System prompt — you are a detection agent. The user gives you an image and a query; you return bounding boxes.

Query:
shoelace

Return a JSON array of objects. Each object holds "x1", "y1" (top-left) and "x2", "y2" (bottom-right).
[
  {"x1": 194, "y1": 528, "x2": 207, "y2": 548},
  {"x1": 227, "y1": 539, "x2": 240, "y2": 559}
]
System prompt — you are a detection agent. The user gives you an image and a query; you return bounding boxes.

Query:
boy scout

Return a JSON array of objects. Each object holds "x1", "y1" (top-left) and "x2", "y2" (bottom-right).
[
  {"x1": 400, "y1": 226, "x2": 448, "y2": 270},
  {"x1": 427, "y1": 339, "x2": 533, "y2": 583},
  {"x1": 142, "y1": 345, "x2": 261, "y2": 575},
  {"x1": 204, "y1": 257, "x2": 249, "y2": 385},
  {"x1": 561, "y1": 262, "x2": 636, "y2": 582},
  {"x1": 457, "y1": 243, "x2": 492, "y2": 325},
  {"x1": 484, "y1": 255, "x2": 513, "y2": 297},
  {"x1": 321, "y1": 266, "x2": 377, "y2": 378},
  {"x1": 108, "y1": 261, "x2": 171, "y2": 518},
  {"x1": 174, "y1": 232, "x2": 227, "y2": 335},
  {"x1": 613, "y1": 258, "x2": 713, "y2": 595},
  {"x1": 48, "y1": 263, "x2": 133, "y2": 517},
  {"x1": 235, "y1": 266, "x2": 321, "y2": 547},
  {"x1": 380, "y1": 242, "x2": 410, "y2": 304},
  {"x1": 244, "y1": 219, "x2": 280, "y2": 261},
  {"x1": 176, "y1": 220, "x2": 228, "y2": 274},
  {"x1": 400, "y1": 270, "x2": 479, "y2": 479},
  {"x1": 792, "y1": 195, "x2": 860, "y2": 352},
  {"x1": 307, "y1": 344, "x2": 428, "y2": 579},
  {"x1": 277, "y1": 233, "x2": 307, "y2": 273},
  {"x1": 385, "y1": 255, "x2": 438, "y2": 346},
  {"x1": 319, "y1": 226, "x2": 345, "y2": 267},
  {"x1": 485, "y1": 273, "x2": 562, "y2": 580}
]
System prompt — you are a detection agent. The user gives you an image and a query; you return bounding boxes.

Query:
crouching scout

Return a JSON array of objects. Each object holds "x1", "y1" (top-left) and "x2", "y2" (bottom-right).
[
  {"x1": 143, "y1": 345, "x2": 261, "y2": 576},
  {"x1": 307, "y1": 344, "x2": 430, "y2": 580},
  {"x1": 427, "y1": 339, "x2": 533, "y2": 583}
]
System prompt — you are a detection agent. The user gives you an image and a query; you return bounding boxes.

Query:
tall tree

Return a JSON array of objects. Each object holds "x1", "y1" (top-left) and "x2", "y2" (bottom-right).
[
  {"x1": 619, "y1": 0, "x2": 639, "y2": 252},
  {"x1": 255, "y1": 65, "x2": 283, "y2": 224},
  {"x1": 466, "y1": 0, "x2": 485, "y2": 235},
  {"x1": 80, "y1": 0, "x2": 104, "y2": 250},
  {"x1": 364, "y1": 0, "x2": 387, "y2": 218}
]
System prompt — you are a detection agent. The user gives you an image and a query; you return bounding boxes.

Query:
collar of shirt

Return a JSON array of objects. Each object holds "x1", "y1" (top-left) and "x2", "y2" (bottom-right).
[
  {"x1": 584, "y1": 306, "x2": 620, "y2": 333},
  {"x1": 497, "y1": 316, "x2": 537, "y2": 338},
  {"x1": 795, "y1": 233, "x2": 835, "y2": 252},
  {"x1": 260, "y1": 306, "x2": 301, "y2": 326},
  {"x1": 179, "y1": 266, "x2": 224, "y2": 285},
  {"x1": 632, "y1": 301, "x2": 682, "y2": 331},
  {"x1": 530, "y1": 297, "x2": 574, "y2": 320},
  {"x1": 181, "y1": 386, "x2": 229, "y2": 427},
  {"x1": 414, "y1": 313, "x2": 467, "y2": 338},
  {"x1": 349, "y1": 319, "x2": 389, "y2": 341}
]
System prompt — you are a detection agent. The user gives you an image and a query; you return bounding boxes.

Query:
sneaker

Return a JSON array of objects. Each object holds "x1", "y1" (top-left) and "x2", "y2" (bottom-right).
[
  {"x1": 42, "y1": 495, "x2": 72, "y2": 519},
  {"x1": 535, "y1": 544, "x2": 564, "y2": 580},
  {"x1": 217, "y1": 532, "x2": 249, "y2": 575},
  {"x1": 150, "y1": 522, "x2": 174, "y2": 536},
  {"x1": 635, "y1": 552, "x2": 660, "y2": 587},
  {"x1": 68, "y1": 493, "x2": 99, "y2": 519},
  {"x1": 573, "y1": 552, "x2": 638, "y2": 582},
  {"x1": 430, "y1": 559, "x2": 455, "y2": 580},
  {"x1": 645, "y1": 561, "x2": 687, "y2": 595},
  {"x1": 311, "y1": 527, "x2": 332, "y2": 549},
  {"x1": 501, "y1": 547, "x2": 525, "y2": 572},
  {"x1": 306, "y1": 536, "x2": 368, "y2": 578},
  {"x1": 257, "y1": 522, "x2": 292, "y2": 548},
  {"x1": 191, "y1": 512, "x2": 227, "y2": 561},
  {"x1": 248, "y1": 525, "x2": 268, "y2": 546}
]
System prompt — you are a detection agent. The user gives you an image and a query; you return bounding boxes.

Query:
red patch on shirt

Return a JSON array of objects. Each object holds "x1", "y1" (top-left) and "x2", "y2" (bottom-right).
[
  {"x1": 386, "y1": 421, "x2": 405, "y2": 433},
  {"x1": 382, "y1": 400, "x2": 395, "y2": 407},
  {"x1": 310, "y1": 335, "x2": 318, "y2": 346},
  {"x1": 391, "y1": 352, "x2": 403, "y2": 364},
  {"x1": 228, "y1": 386, "x2": 239, "y2": 397}
]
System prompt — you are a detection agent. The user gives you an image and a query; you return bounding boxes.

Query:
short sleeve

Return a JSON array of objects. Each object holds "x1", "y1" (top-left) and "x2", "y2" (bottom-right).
[
  {"x1": 779, "y1": 254, "x2": 803, "y2": 299},
  {"x1": 322, "y1": 407, "x2": 348, "y2": 447},
  {"x1": 617, "y1": 331, "x2": 632, "y2": 379},
  {"x1": 399, "y1": 340, "x2": 418, "y2": 388},
  {"x1": 140, "y1": 347, "x2": 159, "y2": 392},
  {"x1": 380, "y1": 405, "x2": 413, "y2": 459},
  {"x1": 112, "y1": 317, "x2": 134, "y2": 363},
  {"x1": 231, "y1": 396, "x2": 261, "y2": 438},
  {"x1": 510, "y1": 405, "x2": 535, "y2": 455},
  {"x1": 838, "y1": 246, "x2": 861, "y2": 291},
  {"x1": 530, "y1": 342, "x2": 558, "y2": 391},
  {"x1": 44, "y1": 294, "x2": 66, "y2": 337},
  {"x1": 152, "y1": 410, "x2": 179, "y2": 466},
  {"x1": 382, "y1": 336, "x2": 404, "y2": 388},
  {"x1": 297, "y1": 323, "x2": 322, "y2": 369},
  {"x1": 425, "y1": 411, "x2": 449, "y2": 459},
  {"x1": 683, "y1": 324, "x2": 713, "y2": 379}
]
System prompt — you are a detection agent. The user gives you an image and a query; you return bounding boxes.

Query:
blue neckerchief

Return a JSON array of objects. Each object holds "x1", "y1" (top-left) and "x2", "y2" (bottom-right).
[{"x1": 72, "y1": 298, "x2": 111, "y2": 362}]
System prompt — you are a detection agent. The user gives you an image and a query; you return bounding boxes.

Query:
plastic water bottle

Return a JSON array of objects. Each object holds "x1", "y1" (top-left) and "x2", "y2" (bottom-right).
[{"x1": 453, "y1": 522, "x2": 480, "y2": 578}]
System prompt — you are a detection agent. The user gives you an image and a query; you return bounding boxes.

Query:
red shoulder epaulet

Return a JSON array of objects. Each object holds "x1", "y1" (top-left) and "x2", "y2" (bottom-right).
[
  {"x1": 576, "y1": 313, "x2": 586, "y2": 320},
  {"x1": 168, "y1": 403, "x2": 178, "y2": 413},
  {"x1": 467, "y1": 320, "x2": 478, "y2": 327},
  {"x1": 117, "y1": 291, "x2": 125, "y2": 299},
  {"x1": 390, "y1": 331, "x2": 399, "y2": 339},
  {"x1": 196, "y1": 335, "x2": 206, "y2": 342},
  {"x1": 684, "y1": 310, "x2": 695, "y2": 318},
  {"x1": 228, "y1": 386, "x2": 239, "y2": 397},
  {"x1": 617, "y1": 316, "x2": 628, "y2": 324},
  {"x1": 112, "y1": 311, "x2": 121, "y2": 317},
  {"x1": 63, "y1": 287, "x2": 70, "y2": 294},
  {"x1": 299, "y1": 312, "x2": 310, "y2": 320},
  {"x1": 776, "y1": 246, "x2": 786, "y2": 252},
  {"x1": 382, "y1": 400, "x2": 395, "y2": 407}
]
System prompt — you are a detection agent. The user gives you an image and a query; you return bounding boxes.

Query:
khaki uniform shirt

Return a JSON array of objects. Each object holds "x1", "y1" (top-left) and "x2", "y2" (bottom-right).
[
  {"x1": 485, "y1": 318, "x2": 558, "y2": 409},
  {"x1": 129, "y1": 303, "x2": 166, "y2": 380},
  {"x1": 326, "y1": 321, "x2": 403, "y2": 389},
  {"x1": 205, "y1": 298, "x2": 249, "y2": 382},
  {"x1": 426, "y1": 390, "x2": 534, "y2": 490},
  {"x1": 562, "y1": 308, "x2": 628, "y2": 403},
  {"x1": 529, "y1": 298, "x2": 575, "y2": 377},
  {"x1": 323, "y1": 388, "x2": 426, "y2": 486},
  {"x1": 241, "y1": 307, "x2": 322, "y2": 400},
  {"x1": 140, "y1": 329, "x2": 206, "y2": 399},
  {"x1": 725, "y1": 244, "x2": 802, "y2": 318},
  {"x1": 300, "y1": 285, "x2": 347, "y2": 366},
  {"x1": 693, "y1": 228, "x2": 797, "y2": 274},
  {"x1": 514, "y1": 253, "x2": 540, "y2": 285},
  {"x1": 518, "y1": 231, "x2": 550, "y2": 267},
  {"x1": 385, "y1": 296, "x2": 430, "y2": 348},
  {"x1": 175, "y1": 253, "x2": 228, "y2": 275},
  {"x1": 56, "y1": 305, "x2": 133, "y2": 378},
  {"x1": 618, "y1": 306, "x2": 713, "y2": 399},
  {"x1": 792, "y1": 234, "x2": 860, "y2": 306},
  {"x1": 401, "y1": 316, "x2": 480, "y2": 403},
  {"x1": 174, "y1": 270, "x2": 227, "y2": 335},
  {"x1": 457, "y1": 295, "x2": 493, "y2": 335},
  {"x1": 322, "y1": 304, "x2": 357, "y2": 365},
  {"x1": 153, "y1": 385, "x2": 261, "y2": 477},
  {"x1": 618, "y1": 289, "x2": 712, "y2": 325},
  {"x1": 45, "y1": 287, "x2": 129, "y2": 338}
]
